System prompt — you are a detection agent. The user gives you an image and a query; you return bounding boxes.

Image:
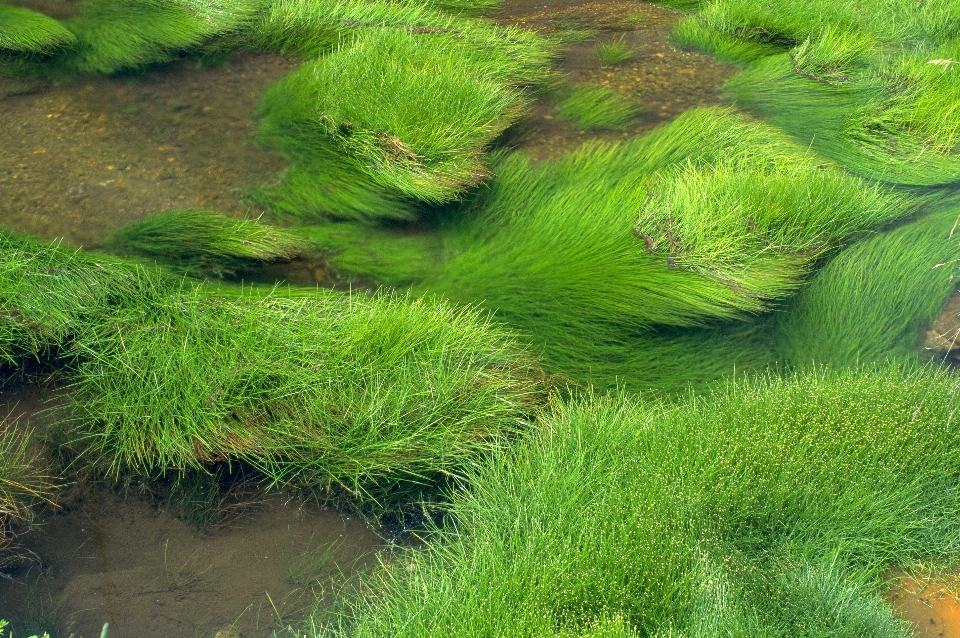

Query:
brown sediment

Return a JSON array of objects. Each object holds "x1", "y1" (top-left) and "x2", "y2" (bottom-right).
[
  {"x1": 0, "y1": 52, "x2": 295, "y2": 248},
  {"x1": 889, "y1": 575, "x2": 960, "y2": 638},
  {"x1": 923, "y1": 291, "x2": 960, "y2": 362}
]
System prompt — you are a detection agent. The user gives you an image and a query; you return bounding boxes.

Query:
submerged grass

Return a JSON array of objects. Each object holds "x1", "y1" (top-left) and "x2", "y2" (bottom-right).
[
  {"x1": 0, "y1": 421, "x2": 56, "y2": 568},
  {"x1": 556, "y1": 85, "x2": 642, "y2": 131},
  {"x1": 107, "y1": 209, "x2": 309, "y2": 276},
  {"x1": 0, "y1": 6, "x2": 75, "y2": 55},
  {"x1": 595, "y1": 35, "x2": 631, "y2": 66},
  {"x1": 336, "y1": 365, "x2": 960, "y2": 637},
  {"x1": 772, "y1": 204, "x2": 960, "y2": 368}
]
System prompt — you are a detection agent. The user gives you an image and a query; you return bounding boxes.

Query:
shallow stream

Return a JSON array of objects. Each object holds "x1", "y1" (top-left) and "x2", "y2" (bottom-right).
[{"x1": 0, "y1": 0, "x2": 956, "y2": 636}]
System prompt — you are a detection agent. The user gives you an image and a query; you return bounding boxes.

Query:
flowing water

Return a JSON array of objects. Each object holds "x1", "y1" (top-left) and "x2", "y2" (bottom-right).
[{"x1": 0, "y1": 0, "x2": 954, "y2": 635}]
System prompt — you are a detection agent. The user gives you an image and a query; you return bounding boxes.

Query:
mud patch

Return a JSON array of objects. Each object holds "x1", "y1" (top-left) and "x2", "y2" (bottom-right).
[
  {"x1": 890, "y1": 577, "x2": 960, "y2": 638},
  {"x1": 0, "y1": 51, "x2": 295, "y2": 248},
  {"x1": 0, "y1": 385, "x2": 382, "y2": 638},
  {"x1": 924, "y1": 291, "x2": 960, "y2": 364}
]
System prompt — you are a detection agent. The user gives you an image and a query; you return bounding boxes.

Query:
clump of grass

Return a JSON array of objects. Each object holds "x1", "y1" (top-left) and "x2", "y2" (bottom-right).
[
  {"x1": 338, "y1": 365, "x2": 960, "y2": 636},
  {"x1": 0, "y1": 6, "x2": 75, "y2": 55},
  {"x1": 0, "y1": 422, "x2": 56, "y2": 568},
  {"x1": 106, "y1": 209, "x2": 309, "y2": 277},
  {"x1": 258, "y1": 29, "x2": 528, "y2": 205},
  {"x1": 634, "y1": 153, "x2": 906, "y2": 307},
  {"x1": 556, "y1": 85, "x2": 642, "y2": 131},
  {"x1": 672, "y1": 15, "x2": 780, "y2": 64},
  {"x1": 772, "y1": 204, "x2": 960, "y2": 368},
  {"x1": 61, "y1": 0, "x2": 264, "y2": 74},
  {"x1": 595, "y1": 35, "x2": 632, "y2": 66},
  {"x1": 257, "y1": 0, "x2": 555, "y2": 86},
  {"x1": 63, "y1": 284, "x2": 545, "y2": 509},
  {"x1": 0, "y1": 231, "x2": 173, "y2": 368}
]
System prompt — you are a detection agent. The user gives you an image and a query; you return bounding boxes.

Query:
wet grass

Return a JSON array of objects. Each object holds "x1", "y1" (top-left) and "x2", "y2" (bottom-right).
[
  {"x1": 0, "y1": 421, "x2": 56, "y2": 569},
  {"x1": 772, "y1": 204, "x2": 960, "y2": 368},
  {"x1": 0, "y1": 5, "x2": 75, "y2": 55},
  {"x1": 556, "y1": 85, "x2": 642, "y2": 131},
  {"x1": 107, "y1": 209, "x2": 309, "y2": 277},
  {"x1": 335, "y1": 365, "x2": 960, "y2": 637},
  {"x1": 57, "y1": 278, "x2": 544, "y2": 509},
  {"x1": 305, "y1": 107, "x2": 914, "y2": 388},
  {"x1": 60, "y1": 0, "x2": 265, "y2": 74},
  {"x1": 677, "y1": 0, "x2": 960, "y2": 185},
  {"x1": 258, "y1": 29, "x2": 529, "y2": 206},
  {"x1": 595, "y1": 35, "x2": 631, "y2": 66}
]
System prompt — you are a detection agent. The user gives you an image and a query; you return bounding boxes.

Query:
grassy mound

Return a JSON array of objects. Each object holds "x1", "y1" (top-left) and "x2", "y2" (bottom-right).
[
  {"x1": 0, "y1": 5, "x2": 75, "y2": 55},
  {"x1": 675, "y1": 0, "x2": 960, "y2": 184},
  {"x1": 62, "y1": 0, "x2": 264, "y2": 74},
  {"x1": 64, "y1": 286, "x2": 544, "y2": 507},
  {"x1": 556, "y1": 85, "x2": 642, "y2": 131},
  {"x1": 0, "y1": 232, "x2": 171, "y2": 369},
  {"x1": 258, "y1": 29, "x2": 528, "y2": 206},
  {"x1": 338, "y1": 365, "x2": 960, "y2": 636},
  {"x1": 257, "y1": 0, "x2": 554, "y2": 85},
  {"x1": 107, "y1": 209, "x2": 309, "y2": 276}
]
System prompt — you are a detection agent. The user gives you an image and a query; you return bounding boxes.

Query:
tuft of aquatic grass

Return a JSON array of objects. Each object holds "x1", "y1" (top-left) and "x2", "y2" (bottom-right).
[
  {"x1": 772, "y1": 204, "x2": 960, "y2": 368},
  {"x1": 634, "y1": 153, "x2": 906, "y2": 307},
  {"x1": 421, "y1": 0, "x2": 502, "y2": 16},
  {"x1": 0, "y1": 5, "x2": 75, "y2": 55},
  {"x1": 62, "y1": 0, "x2": 265, "y2": 74},
  {"x1": 0, "y1": 231, "x2": 173, "y2": 369},
  {"x1": 257, "y1": 0, "x2": 555, "y2": 87},
  {"x1": 63, "y1": 284, "x2": 545, "y2": 509},
  {"x1": 595, "y1": 35, "x2": 632, "y2": 66},
  {"x1": 106, "y1": 209, "x2": 309, "y2": 277},
  {"x1": 336, "y1": 365, "x2": 960, "y2": 637},
  {"x1": 728, "y1": 52, "x2": 960, "y2": 186},
  {"x1": 258, "y1": 29, "x2": 528, "y2": 205},
  {"x1": 556, "y1": 85, "x2": 642, "y2": 131},
  {"x1": 0, "y1": 421, "x2": 56, "y2": 567},
  {"x1": 672, "y1": 15, "x2": 781, "y2": 64}
]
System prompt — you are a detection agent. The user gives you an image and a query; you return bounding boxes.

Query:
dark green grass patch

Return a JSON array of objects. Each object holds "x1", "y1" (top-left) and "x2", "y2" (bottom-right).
[
  {"x1": 63, "y1": 285, "x2": 545, "y2": 508},
  {"x1": 336, "y1": 365, "x2": 960, "y2": 637},
  {"x1": 107, "y1": 209, "x2": 309, "y2": 277},
  {"x1": 0, "y1": 5, "x2": 75, "y2": 55},
  {"x1": 556, "y1": 85, "x2": 642, "y2": 131},
  {"x1": 61, "y1": 0, "x2": 264, "y2": 74}
]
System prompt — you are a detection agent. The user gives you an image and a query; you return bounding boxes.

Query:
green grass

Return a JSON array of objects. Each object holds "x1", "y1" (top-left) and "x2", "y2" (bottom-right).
[
  {"x1": 62, "y1": 284, "x2": 545, "y2": 509},
  {"x1": 556, "y1": 85, "x2": 642, "y2": 131},
  {"x1": 258, "y1": 29, "x2": 528, "y2": 206},
  {"x1": 61, "y1": 0, "x2": 264, "y2": 74},
  {"x1": 0, "y1": 231, "x2": 173, "y2": 368},
  {"x1": 0, "y1": 5, "x2": 75, "y2": 55},
  {"x1": 675, "y1": 0, "x2": 960, "y2": 184},
  {"x1": 257, "y1": 0, "x2": 555, "y2": 86},
  {"x1": 334, "y1": 365, "x2": 960, "y2": 637},
  {"x1": 0, "y1": 421, "x2": 55, "y2": 567},
  {"x1": 106, "y1": 209, "x2": 309, "y2": 277},
  {"x1": 595, "y1": 35, "x2": 632, "y2": 66},
  {"x1": 772, "y1": 204, "x2": 960, "y2": 368}
]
